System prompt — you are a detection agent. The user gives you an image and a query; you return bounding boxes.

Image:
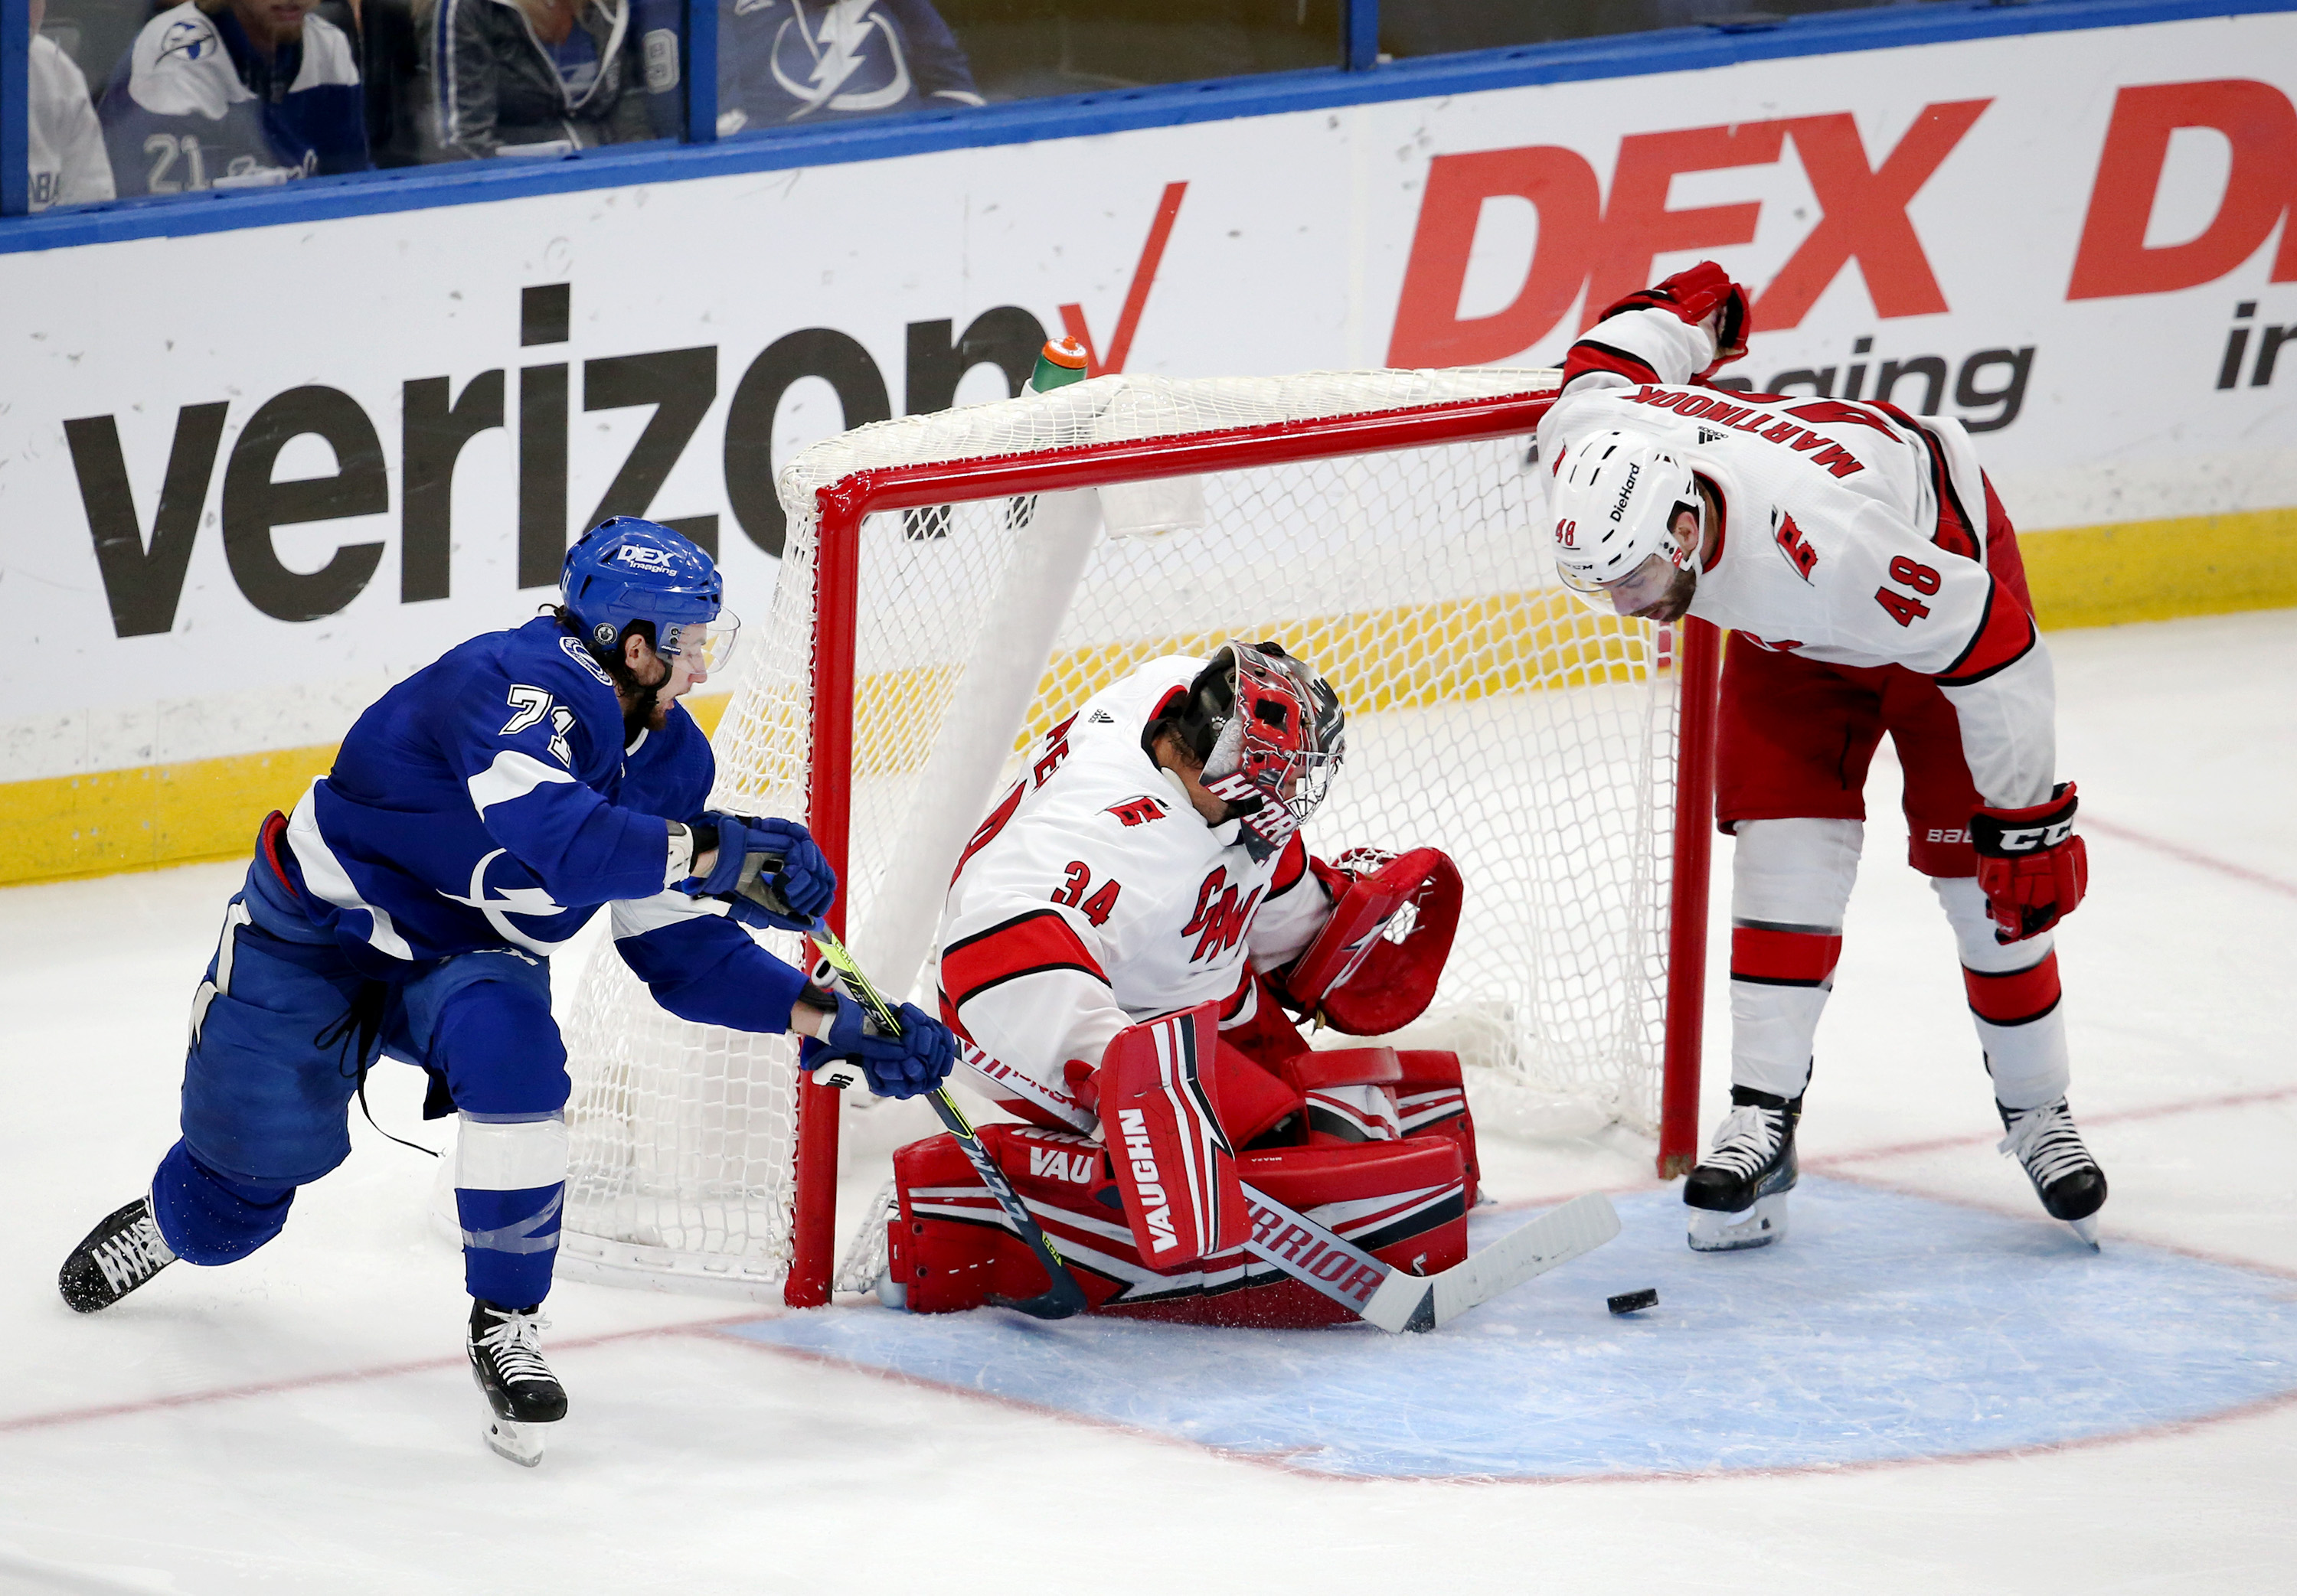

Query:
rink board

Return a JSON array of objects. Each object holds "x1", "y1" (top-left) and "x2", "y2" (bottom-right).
[{"x1": 724, "y1": 1180, "x2": 2297, "y2": 1481}]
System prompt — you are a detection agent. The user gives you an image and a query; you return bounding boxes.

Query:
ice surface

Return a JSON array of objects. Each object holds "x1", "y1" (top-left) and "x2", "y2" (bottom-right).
[
  {"x1": 4, "y1": 611, "x2": 2296, "y2": 1594},
  {"x1": 733, "y1": 1180, "x2": 2297, "y2": 1480}
]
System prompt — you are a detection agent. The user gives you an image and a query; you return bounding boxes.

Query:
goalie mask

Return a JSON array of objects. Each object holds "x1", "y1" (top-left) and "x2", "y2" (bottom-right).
[
  {"x1": 1550, "y1": 429, "x2": 1701, "y2": 613},
  {"x1": 1167, "y1": 642, "x2": 1345, "y2": 857}
]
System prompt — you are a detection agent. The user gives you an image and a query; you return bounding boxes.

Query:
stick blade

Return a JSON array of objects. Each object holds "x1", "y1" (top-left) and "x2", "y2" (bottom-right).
[{"x1": 1429, "y1": 1192, "x2": 1621, "y2": 1330}]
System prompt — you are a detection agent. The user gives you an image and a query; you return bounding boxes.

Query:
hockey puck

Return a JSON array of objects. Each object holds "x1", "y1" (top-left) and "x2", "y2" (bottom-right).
[{"x1": 1606, "y1": 1288, "x2": 1659, "y2": 1316}]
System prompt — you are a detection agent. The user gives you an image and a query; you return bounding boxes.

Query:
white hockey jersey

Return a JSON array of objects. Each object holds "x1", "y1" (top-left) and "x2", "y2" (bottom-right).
[
  {"x1": 936, "y1": 658, "x2": 1335, "y2": 1106},
  {"x1": 28, "y1": 34, "x2": 114, "y2": 211},
  {"x1": 1539, "y1": 304, "x2": 2056, "y2": 809}
]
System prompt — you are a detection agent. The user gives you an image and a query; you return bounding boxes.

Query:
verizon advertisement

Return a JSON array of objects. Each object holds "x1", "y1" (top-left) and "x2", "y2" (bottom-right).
[{"x1": 2, "y1": 11, "x2": 2292, "y2": 781}]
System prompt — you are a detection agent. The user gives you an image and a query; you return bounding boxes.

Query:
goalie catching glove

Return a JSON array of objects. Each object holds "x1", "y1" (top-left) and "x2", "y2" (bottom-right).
[
  {"x1": 1972, "y1": 782, "x2": 2089, "y2": 944},
  {"x1": 680, "y1": 812, "x2": 837, "y2": 932},
  {"x1": 799, "y1": 991, "x2": 956, "y2": 1101},
  {"x1": 1280, "y1": 847, "x2": 1462, "y2": 1036}
]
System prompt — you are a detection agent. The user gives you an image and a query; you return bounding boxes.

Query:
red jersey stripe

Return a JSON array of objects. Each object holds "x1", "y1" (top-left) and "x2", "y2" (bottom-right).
[
  {"x1": 1936, "y1": 579, "x2": 2037, "y2": 685},
  {"x1": 942, "y1": 909, "x2": 1110, "y2": 1010}
]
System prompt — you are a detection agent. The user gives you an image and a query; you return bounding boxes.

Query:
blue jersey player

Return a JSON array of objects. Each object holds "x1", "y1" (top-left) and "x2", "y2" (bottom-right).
[{"x1": 58, "y1": 518, "x2": 956, "y2": 1465}]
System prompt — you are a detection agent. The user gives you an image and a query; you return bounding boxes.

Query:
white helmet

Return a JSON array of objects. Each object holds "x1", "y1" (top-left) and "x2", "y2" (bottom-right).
[{"x1": 1549, "y1": 429, "x2": 1701, "y2": 606}]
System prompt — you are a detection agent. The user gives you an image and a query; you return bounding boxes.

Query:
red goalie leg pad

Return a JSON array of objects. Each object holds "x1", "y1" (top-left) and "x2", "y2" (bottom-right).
[
  {"x1": 1100, "y1": 1004, "x2": 1249, "y2": 1268},
  {"x1": 1393, "y1": 1049, "x2": 1483, "y2": 1209},
  {"x1": 885, "y1": 1128, "x2": 1469, "y2": 1328},
  {"x1": 1963, "y1": 950, "x2": 2063, "y2": 1026}
]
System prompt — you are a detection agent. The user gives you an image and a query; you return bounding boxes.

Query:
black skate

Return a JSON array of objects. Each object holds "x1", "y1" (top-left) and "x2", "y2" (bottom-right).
[
  {"x1": 58, "y1": 1197, "x2": 178, "y2": 1313},
  {"x1": 1998, "y1": 1098, "x2": 2107, "y2": 1249},
  {"x1": 1683, "y1": 1087, "x2": 1800, "y2": 1252},
  {"x1": 467, "y1": 1301, "x2": 567, "y2": 1466}
]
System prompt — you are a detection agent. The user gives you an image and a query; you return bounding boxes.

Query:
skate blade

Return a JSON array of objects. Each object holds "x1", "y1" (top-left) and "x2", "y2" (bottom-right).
[
  {"x1": 1688, "y1": 1191, "x2": 1789, "y2": 1253},
  {"x1": 2066, "y1": 1213, "x2": 2101, "y2": 1251},
  {"x1": 485, "y1": 1417, "x2": 547, "y2": 1467}
]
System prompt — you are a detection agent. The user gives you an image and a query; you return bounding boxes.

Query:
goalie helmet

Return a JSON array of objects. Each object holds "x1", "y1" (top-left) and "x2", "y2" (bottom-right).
[
  {"x1": 1164, "y1": 642, "x2": 1345, "y2": 855},
  {"x1": 561, "y1": 517, "x2": 740, "y2": 672},
  {"x1": 1549, "y1": 429, "x2": 1701, "y2": 609}
]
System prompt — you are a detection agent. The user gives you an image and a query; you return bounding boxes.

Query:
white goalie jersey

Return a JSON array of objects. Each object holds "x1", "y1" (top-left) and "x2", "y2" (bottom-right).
[
  {"x1": 936, "y1": 658, "x2": 1335, "y2": 1111},
  {"x1": 1540, "y1": 302, "x2": 2058, "y2": 809}
]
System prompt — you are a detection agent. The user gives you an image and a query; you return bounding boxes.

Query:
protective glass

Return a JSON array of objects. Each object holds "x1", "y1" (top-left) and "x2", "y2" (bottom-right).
[{"x1": 661, "y1": 611, "x2": 742, "y2": 674}]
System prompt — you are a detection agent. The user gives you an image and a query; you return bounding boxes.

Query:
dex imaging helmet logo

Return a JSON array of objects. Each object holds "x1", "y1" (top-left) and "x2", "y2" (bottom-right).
[{"x1": 614, "y1": 544, "x2": 679, "y2": 573}]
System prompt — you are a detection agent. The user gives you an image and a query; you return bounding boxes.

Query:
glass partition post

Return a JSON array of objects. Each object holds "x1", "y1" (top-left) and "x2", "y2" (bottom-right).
[
  {"x1": 2, "y1": 0, "x2": 27, "y2": 216},
  {"x1": 1345, "y1": 0, "x2": 1378, "y2": 70},
  {"x1": 682, "y1": 0, "x2": 717, "y2": 144}
]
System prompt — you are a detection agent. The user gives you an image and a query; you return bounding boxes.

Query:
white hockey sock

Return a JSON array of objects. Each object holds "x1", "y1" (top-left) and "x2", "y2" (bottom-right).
[
  {"x1": 1727, "y1": 819, "x2": 1863, "y2": 1102},
  {"x1": 1933, "y1": 875, "x2": 2070, "y2": 1111}
]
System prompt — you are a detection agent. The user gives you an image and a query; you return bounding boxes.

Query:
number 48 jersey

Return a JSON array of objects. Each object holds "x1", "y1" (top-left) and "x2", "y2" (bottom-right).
[
  {"x1": 1537, "y1": 302, "x2": 2056, "y2": 810},
  {"x1": 936, "y1": 658, "x2": 1335, "y2": 1105}
]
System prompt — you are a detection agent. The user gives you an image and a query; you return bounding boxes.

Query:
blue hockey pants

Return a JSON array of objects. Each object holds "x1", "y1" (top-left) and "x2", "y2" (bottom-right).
[{"x1": 149, "y1": 845, "x2": 572, "y2": 1307}]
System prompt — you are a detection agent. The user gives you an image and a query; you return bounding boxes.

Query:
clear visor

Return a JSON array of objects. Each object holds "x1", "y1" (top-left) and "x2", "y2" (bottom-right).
[
  {"x1": 659, "y1": 610, "x2": 741, "y2": 674},
  {"x1": 1559, "y1": 553, "x2": 1682, "y2": 616}
]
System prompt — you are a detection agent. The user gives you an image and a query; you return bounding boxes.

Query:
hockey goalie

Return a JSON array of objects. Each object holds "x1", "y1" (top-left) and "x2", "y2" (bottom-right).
[{"x1": 873, "y1": 641, "x2": 1477, "y2": 1327}]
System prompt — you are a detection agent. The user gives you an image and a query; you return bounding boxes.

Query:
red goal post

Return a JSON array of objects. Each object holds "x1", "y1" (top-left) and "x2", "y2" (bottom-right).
[{"x1": 555, "y1": 370, "x2": 1718, "y2": 1311}]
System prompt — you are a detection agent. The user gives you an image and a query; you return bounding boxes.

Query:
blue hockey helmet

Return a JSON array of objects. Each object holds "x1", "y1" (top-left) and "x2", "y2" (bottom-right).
[{"x1": 560, "y1": 517, "x2": 739, "y2": 671}]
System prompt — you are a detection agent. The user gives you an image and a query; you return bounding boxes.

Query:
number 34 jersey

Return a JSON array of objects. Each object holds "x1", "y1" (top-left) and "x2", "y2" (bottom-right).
[
  {"x1": 936, "y1": 657, "x2": 1335, "y2": 1101},
  {"x1": 1537, "y1": 302, "x2": 2058, "y2": 810}
]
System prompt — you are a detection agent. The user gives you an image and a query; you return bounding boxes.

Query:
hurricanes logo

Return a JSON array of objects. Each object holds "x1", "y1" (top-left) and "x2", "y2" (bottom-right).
[{"x1": 1182, "y1": 868, "x2": 1263, "y2": 963}]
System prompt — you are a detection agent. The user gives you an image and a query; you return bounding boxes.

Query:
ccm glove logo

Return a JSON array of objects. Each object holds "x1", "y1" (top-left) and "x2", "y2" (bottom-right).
[
  {"x1": 1971, "y1": 782, "x2": 2087, "y2": 944},
  {"x1": 1991, "y1": 818, "x2": 2078, "y2": 853}
]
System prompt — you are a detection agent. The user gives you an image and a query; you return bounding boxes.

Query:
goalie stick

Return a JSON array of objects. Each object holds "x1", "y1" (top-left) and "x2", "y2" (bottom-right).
[
  {"x1": 801, "y1": 923, "x2": 1090, "y2": 1321},
  {"x1": 1243, "y1": 1182, "x2": 1621, "y2": 1333}
]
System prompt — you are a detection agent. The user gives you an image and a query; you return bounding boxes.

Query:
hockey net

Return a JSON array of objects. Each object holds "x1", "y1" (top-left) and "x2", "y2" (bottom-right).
[{"x1": 557, "y1": 368, "x2": 1714, "y2": 1304}]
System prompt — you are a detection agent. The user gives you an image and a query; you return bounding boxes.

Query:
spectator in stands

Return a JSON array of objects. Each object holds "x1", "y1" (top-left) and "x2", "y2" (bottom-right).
[
  {"x1": 96, "y1": 0, "x2": 369, "y2": 196},
  {"x1": 316, "y1": 0, "x2": 429, "y2": 166},
  {"x1": 716, "y1": 0, "x2": 981, "y2": 133},
  {"x1": 423, "y1": 0, "x2": 650, "y2": 157},
  {"x1": 28, "y1": 0, "x2": 117, "y2": 209}
]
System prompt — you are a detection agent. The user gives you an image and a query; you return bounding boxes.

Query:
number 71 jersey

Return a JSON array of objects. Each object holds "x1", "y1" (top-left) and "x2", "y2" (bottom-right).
[{"x1": 936, "y1": 657, "x2": 1332, "y2": 1098}]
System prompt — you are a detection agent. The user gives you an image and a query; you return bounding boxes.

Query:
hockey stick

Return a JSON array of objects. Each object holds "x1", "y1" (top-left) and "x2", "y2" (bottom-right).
[
  {"x1": 800, "y1": 923, "x2": 1090, "y2": 1321},
  {"x1": 1240, "y1": 1180, "x2": 1621, "y2": 1333}
]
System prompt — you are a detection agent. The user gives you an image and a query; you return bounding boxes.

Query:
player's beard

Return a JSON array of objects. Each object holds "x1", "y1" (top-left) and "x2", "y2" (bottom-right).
[
  {"x1": 621, "y1": 665, "x2": 672, "y2": 743},
  {"x1": 1633, "y1": 565, "x2": 1699, "y2": 625}
]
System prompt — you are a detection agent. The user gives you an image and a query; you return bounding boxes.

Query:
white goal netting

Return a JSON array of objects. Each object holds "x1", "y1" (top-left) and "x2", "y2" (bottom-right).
[{"x1": 557, "y1": 368, "x2": 1681, "y2": 1301}]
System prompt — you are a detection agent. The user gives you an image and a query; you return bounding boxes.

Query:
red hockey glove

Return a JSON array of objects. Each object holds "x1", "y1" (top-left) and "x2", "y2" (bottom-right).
[
  {"x1": 1971, "y1": 782, "x2": 2089, "y2": 944},
  {"x1": 1280, "y1": 847, "x2": 1462, "y2": 1036},
  {"x1": 1596, "y1": 261, "x2": 1752, "y2": 377}
]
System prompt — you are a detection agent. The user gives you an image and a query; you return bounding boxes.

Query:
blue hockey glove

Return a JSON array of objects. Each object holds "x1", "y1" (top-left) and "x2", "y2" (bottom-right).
[
  {"x1": 800, "y1": 995, "x2": 956, "y2": 1102},
  {"x1": 683, "y1": 813, "x2": 836, "y2": 932}
]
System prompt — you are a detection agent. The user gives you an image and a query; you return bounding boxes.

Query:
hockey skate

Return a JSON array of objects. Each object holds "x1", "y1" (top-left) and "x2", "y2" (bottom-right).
[
  {"x1": 467, "y1": 1301, "x2": 567, "y2": 1466},
  {"x1": 57, "y1": 1197, "x2": 178, "y2": 1313},
  {"x1": 1682, "y1": 1088, "x2": 1800, "y2": 1252},
  {"x1": 1998, "y1": 1097, "x2": 2107, "y2": 1248}
]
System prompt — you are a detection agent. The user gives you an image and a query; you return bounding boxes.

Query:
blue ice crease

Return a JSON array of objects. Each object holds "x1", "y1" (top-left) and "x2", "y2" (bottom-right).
[{"x1": 724, "y1": 1178, "x2": 2297, "y2": 1480}]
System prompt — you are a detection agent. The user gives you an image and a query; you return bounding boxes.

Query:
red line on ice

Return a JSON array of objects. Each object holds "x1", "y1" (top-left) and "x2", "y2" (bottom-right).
[
  {"x1": 2084, "y1": 816, "x2": 2297, "y2": 899},
  {"x1": 0, "y1": 1310, "x2": 765, "y2": 1434}
]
